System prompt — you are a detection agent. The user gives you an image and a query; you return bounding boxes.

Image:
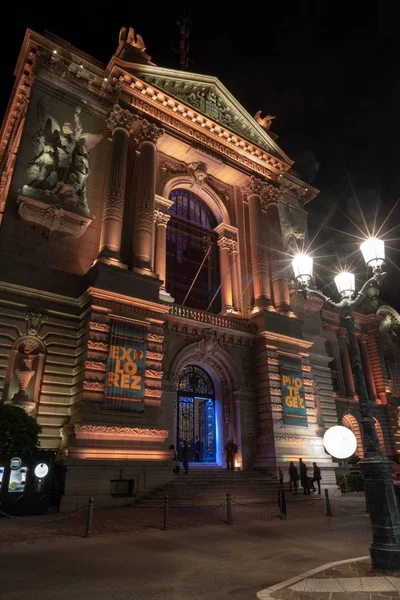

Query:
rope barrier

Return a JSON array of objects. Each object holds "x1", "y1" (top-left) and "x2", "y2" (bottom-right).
[{"x1": 0, "y1": 483, "x2": 364, "y2": 540}]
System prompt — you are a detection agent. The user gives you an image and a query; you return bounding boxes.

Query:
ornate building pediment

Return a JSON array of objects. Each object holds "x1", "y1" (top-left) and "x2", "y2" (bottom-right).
[{"x1": 131, "y1": 66, "x2": 292, "y2": 163}]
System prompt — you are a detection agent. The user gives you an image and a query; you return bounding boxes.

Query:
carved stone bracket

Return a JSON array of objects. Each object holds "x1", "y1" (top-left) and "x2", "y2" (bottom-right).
[
  {"x1": 107, "y1": 104, "x2": 136, "y2": 133},
  {"x1": 25, "y1": 311, "x2": 47, "y2": 335},
  {"x1": 17, "y1": 195, "x2": 92, "y2": 240}
]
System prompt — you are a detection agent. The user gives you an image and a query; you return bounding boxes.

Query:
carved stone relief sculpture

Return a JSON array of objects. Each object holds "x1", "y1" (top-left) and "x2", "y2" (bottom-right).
[
  {"x1": 21, "y1": 99, "x2": 103, "y2": 217},
  {"x1": 2, "y1": 311, "x2": 47, "y2": 415},
  {"x1": 8, "y1": 338, "x2": 45, "y2": 414}
]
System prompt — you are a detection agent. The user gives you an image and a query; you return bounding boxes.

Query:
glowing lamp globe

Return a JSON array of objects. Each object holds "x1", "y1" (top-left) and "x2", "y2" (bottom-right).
[
  {"x1": 323, "y1": 425, "x2": 357, "y2": 459},
  {"x1": 334, "y1": 272, "x2": 355, "y2": 298},
  {"x1": 292, "y1": 254, "x2": 313, "y2": 284},
  {"x1": 360, "y1": 237, "x2": 385, "y2": 269}
]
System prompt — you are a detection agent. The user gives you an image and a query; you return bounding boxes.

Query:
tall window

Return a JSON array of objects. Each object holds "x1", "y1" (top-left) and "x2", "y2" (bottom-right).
[{"x1": 166, "y1": 189, "x2": 221, "y2": 312}]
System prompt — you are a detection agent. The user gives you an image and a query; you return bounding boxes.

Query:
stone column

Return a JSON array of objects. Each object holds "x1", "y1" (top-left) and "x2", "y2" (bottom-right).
[
  {"x1": 154, "y1": 209, "x2": 170, "y2": 291},
  {"x1": 338, "y1": 328, "x2": 356, "y2": 397},
  {"x1": 359, "y1": 334, "x2": 378, "y2": 402},
  {"x1": 244, "y1": 177, "x2": 272, "y2": 306},
  {"x1": 230, "y1": 240, "x2": 241, "y2": 313},
  {"x1": 132, "y1": 119, "x2": 163, "y2": 273},
  {"x1": 217, "y1": 235, "x2": 234, "y2": 313},
  {"x1": 99, "y1": 105, "x2": 134, "y2": 266},
  {"x1": 263, "y1": 189, "x2": 291, "y2": 314}
]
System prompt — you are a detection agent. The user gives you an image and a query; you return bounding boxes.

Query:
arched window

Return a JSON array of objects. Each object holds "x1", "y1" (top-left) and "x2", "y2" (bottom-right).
[
  {"x1": 342, "y1": 414, "x2": 364, "y2": 459},
  {"x1": 166, "y1": 189, "x2": 221, "y2": 313}
]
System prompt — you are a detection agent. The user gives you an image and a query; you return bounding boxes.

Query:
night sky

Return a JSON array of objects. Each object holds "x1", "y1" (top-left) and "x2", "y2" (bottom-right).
[{"x1": 1, "y1": 2, "x2": 399, "y2": 307}]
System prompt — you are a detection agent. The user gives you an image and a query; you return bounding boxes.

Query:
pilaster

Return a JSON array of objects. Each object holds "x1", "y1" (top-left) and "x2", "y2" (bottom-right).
[{"x1": 98, "y1": 105, "x2": 135, "y2": 267}]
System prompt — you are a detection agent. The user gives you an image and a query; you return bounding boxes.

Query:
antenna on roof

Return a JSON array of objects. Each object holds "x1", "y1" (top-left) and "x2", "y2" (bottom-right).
[{"x1": 177, "y1": 5, "x2": 191, "y2": 70}]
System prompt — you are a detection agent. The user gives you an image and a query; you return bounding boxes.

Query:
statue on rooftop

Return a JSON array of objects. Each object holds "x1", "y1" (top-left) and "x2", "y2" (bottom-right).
[
  {"x1": 254, "y1": 111, "x2": 276, "y2": 131},
  {"x1": 119, "y1": 26, "x2": 146, "y2": 52}
]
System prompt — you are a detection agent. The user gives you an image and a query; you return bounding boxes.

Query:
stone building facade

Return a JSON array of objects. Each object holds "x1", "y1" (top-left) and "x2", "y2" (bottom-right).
[{"x1": 0, "y1": 28, "x2": 398, "y2": 510}]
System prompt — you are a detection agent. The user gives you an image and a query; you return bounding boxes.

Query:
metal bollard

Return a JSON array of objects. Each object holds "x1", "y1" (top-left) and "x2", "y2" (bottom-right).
[
  {"x1": 365, "y1": 490, "x2": 370, "y2": 514},
  {"x1": 324, "y1": 488, "x2": 333, "y2": 517},
  {"x1": 84, "y1": 497, "x2": 94, "y2": 538},
  {"x1": 162, "y1": 495, "x2": 169, "y2": 531},
  {"x1": 226, "y1": 492, "x2": 233, "y2": 525},
  {"x1": 280, "y1": 487, "x2": 287, "y2": 520}
]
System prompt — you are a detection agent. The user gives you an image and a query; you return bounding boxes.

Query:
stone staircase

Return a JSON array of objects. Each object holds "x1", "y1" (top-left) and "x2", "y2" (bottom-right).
[{"x1": 138, "y1": 464, "x2": 282, "y2": 506}]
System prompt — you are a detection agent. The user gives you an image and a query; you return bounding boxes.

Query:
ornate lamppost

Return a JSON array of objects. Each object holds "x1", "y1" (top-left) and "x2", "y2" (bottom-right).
[{"x1": 292, "y1": 238, "x2": 400, "y2": 571}]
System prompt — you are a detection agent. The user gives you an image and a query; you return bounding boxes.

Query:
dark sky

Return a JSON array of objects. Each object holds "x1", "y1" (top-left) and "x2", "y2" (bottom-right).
[{"x1": 1, "y1": 1, "x2": 399, "y2": 306}]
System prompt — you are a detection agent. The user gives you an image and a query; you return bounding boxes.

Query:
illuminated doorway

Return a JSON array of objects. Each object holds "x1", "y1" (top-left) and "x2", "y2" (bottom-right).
[{"x1": 177, "y1": 365, "x2": 216, "y2": 462}]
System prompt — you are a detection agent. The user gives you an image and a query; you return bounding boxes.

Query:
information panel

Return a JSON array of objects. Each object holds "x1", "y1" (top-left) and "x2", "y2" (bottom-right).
[
  {"x1": 104, "y1": 319, "x2": 146, "y2": 412},
  {"x1": 280, "y1": 358, "x2": 308, "y2": 427}
]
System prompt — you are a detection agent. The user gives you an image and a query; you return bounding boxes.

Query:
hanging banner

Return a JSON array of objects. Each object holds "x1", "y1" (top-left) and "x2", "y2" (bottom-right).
[
  {"x1": 104, "y1": 319, "x2": 146, "y2": 412},
  {"x1": 280, "y1": 358, "x2": 308, "y2": 427}
]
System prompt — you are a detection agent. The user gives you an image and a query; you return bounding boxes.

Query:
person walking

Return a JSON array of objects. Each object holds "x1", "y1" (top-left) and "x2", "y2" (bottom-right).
[
  {"x1": 225, "y1": 439, "x2": 237, "y2": 471},
  {"x1": 312, "y1": 461, "x2": 322, "y2": 494},
  {"x1": 288, "y1": 461, "x2": 299, "y2": 494},
  {"x1": 278, "y1": 467, "x2": 284, "y2": 486},
  {"x1": 299, "y1": 458, "x2": 310, "y2": 495},
  {"x1": 194, "y1": 436, "x2": 201, "y2": 462},
  {"x1": 182, "y1": 439, "x2": 189, "y2": 474}
]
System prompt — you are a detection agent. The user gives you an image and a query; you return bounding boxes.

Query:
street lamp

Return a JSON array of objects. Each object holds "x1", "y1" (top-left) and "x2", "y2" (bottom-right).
[{"x1": 292, "y1": 238, "x2": 400, "y2": 571}]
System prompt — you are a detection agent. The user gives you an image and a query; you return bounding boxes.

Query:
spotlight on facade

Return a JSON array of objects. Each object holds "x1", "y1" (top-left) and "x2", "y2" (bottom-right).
[
  {"x1": 292, "y1": 253, "x2": 313, "y2": 285},
  {"x1": 334, "y1": 271, "x2": 355, "y2": 298},
  {"x1": 360, "y1": 237, "x2": 385, "y2": 270},
  {"x1": 323, "y1": 425, "x2": 357, "y2": 460}
]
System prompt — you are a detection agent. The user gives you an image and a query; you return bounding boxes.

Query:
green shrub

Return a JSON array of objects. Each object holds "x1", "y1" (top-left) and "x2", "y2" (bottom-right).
[
  {"x1": 0, "y1": 404, "x2": 41, "y2": 452},
  {"x1": 336, "y1": 473, "x2": 365, "y2": 492}
]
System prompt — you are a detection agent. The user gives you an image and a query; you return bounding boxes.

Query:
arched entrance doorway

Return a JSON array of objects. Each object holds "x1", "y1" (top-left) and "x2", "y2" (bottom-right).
[{"x1": 177, "y1": 365, "x2": 216, "y2": 463}]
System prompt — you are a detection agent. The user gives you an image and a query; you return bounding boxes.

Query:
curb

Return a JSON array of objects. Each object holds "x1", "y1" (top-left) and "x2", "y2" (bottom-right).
[{"x1": 256, "y1": 555, "x2": 369, "y2": 599}]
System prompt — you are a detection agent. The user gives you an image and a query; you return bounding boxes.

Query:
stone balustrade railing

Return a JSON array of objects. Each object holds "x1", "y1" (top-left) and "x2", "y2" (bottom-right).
[{"x1": 169, "y1": 304, "x2": 256, "y2": 334}]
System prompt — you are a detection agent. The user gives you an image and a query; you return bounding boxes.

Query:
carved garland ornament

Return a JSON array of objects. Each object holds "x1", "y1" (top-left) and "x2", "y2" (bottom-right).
[
  {"x1": 147, "y1": 333, "x2": 164, "y2": 343},
  {"x1": 74, "y1": 424, "x2": 169, "y2": 438}
]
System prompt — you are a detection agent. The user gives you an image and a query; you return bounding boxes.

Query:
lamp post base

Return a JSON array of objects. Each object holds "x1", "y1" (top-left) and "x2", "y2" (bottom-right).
[
  {"x1": 362, "y1": 455, "x2": 400, "y2": 571},
  {"x1": 370, "y1": 545, "x2": 400, "y2": 572}
]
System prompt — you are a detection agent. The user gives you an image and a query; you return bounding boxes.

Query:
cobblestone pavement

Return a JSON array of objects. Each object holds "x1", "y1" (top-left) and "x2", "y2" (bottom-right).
[
  {"x1": 0, "y1": 491, "x2": 366, "y2": 546},
  {"x1": 257, "y1": 557, "x2": 400, "y2": 600}
]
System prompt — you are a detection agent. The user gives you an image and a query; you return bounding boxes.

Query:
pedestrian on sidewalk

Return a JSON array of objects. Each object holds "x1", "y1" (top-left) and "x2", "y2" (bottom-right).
[
  {"x1": 170, "y1": 444, "x2": 180, "y2": 474},
  {"x1": 182, "y1": 439, "x2": 189, "y2": 474},
  {"x1": 288, "y1": 461, "x2": 299, "y2": 494},
  {"x1": 278, "y1": 467, "x2": 284, "y2": 486},
  {"x1": 194, "y1": 436, "x2": 201, "y2": 462},
  {"x1": 312, "y1": 461, "x2": 322, "y2": 494},
  {"x1": 225, "y1": 439, "x2": 238, "y2": 471},
  {"x1": 299, "y1": 458, "x2": 310, "y2": 495}
]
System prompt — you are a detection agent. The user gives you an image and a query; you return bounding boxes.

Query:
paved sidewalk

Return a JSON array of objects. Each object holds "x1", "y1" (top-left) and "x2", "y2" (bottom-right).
[
  {"x1": 0, "y1": 492, "x2": 366, "y2": 547},
  {"x1": 257, "y1": 556, "x2": 400, "y2": 600}
]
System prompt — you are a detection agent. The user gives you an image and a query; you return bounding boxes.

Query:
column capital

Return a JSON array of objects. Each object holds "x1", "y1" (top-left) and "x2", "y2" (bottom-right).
[
  {"x1": 133, "y1": 118, "x2": 164, "y2": 146},
  {"x1": 107, "y1": 104, "x2": 136, "y2": 134},
  {"x1": 359, "y1": 333, "x2": 369, "y2": 344},
  {"x1": 240, "y1": 176, "x2": 264, "y2": 197},
  {"x1": 154, "y1": 209, "x2": 170, "y2": 226},
  {"x1": 338, "y1": 327, "x2": 348, "y2": 338},
  {"x1": 217, "y1": 235, "x2": 235, "y2": 251},
  {"x1": 260, "y1": 184, "x2": 283, "y2": 209}
]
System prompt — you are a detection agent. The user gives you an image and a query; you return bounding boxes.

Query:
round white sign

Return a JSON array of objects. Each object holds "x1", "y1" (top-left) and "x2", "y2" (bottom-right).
[
  {"x1": 323, "y1": 425, "x2": 357, "y2": 459},
  {"x1": 34, "y1": 463, "x2": 49, "y2": 478}
]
